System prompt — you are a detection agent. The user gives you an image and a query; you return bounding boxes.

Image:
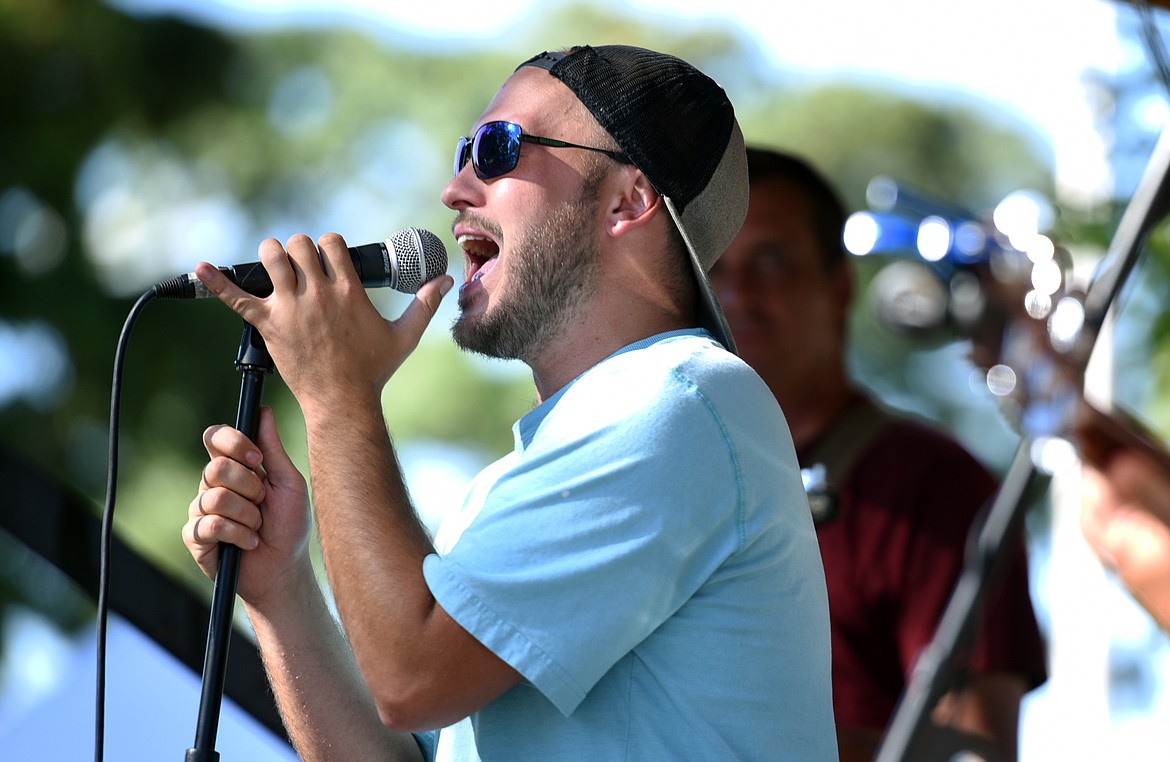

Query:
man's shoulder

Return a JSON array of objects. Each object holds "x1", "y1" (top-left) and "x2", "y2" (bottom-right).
[
  {"x1": 578, "y1": 330, "x2": 769, "y2": 405},
  {"x1": 545, "y1": 331, "x2": 788, "y2": 458}
]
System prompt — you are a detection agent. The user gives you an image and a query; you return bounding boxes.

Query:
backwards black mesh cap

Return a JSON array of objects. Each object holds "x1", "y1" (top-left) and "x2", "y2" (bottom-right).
[{"x1": 519, "y1": 45, "x2": 748, "y2": 354}]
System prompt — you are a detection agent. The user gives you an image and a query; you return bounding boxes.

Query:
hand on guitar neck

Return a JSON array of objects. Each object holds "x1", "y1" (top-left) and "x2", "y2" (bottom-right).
[
  {"x1": 1076, "y1": 402, "x2": 1170, "y2": 632},
  {"x1": 987, "y1": 298, "x2": 1170, "y2": 633},
  {"x1": 961, "y1": 245, "x2": 1170, "y2": 632}
]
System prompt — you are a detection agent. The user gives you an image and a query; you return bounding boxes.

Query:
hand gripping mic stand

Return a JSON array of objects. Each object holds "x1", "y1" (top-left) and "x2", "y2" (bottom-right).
[
  {"x1": 875, "y1": 122, "x2": 1170, "y2": 762},
  {"x1": 186, "y1": 321, "x2": 272, "y2": 762}
]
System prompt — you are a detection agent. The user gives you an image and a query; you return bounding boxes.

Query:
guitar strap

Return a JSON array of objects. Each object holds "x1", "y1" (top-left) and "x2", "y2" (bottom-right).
[{"x1": 801, "y1": 395, "x2": 896, "y2": 526}]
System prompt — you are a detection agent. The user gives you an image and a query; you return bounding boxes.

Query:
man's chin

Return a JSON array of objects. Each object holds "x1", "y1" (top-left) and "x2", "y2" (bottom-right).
[
  {"x1": 452, "y1": 313, "x2": 511, "y2": 360},
  {"x1": 451, "y1": 314, "x2": 481, "y2": 351}
]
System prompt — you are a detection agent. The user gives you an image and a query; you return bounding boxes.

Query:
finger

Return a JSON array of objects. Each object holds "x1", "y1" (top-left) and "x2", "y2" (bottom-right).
[
  {"x1": 282, "y1": 233, "x2": 320, "y2": 290},
  {"x1": 202, "y1": 457, "x2": 266, "y2": 504},
  {"x1": 183, "y1": 515, "x2": 220, "y2": 574},
  {"x1": 1099, "y1": 503, "x2": 1170, "y2": 589},
  {"x1": 191, "y1": 486, "x2": 264, "y2": 530},
  {"x1": 1099, "y1": 504, "x2": 1170, "y2": 628},
  {"x1": 257, "y1": 236, "x2": 300, "y2": 295},
  {"x1": 201, "y1": 424, "x2": 227, "y2": 460},
  {"x1": 185, "y1": 512, "x2": 260, "y2": 552},
  {"x1": 317, "y1": 232, "x2": 357, "y2": 285},
  {"x1": 203, "y1": 424, "x2": 262, "y2": 467},
  {"x1": 1080, "y1": 466, "x2": 1118, "y2": 567},
  {"x1": 191, "y1": 515, "x2": 208, "y2": 545},
  {"x1": 1109, "y1": 450, "x2": 1170, "y2": 525},
  {"x1": 1116, "y1": 510, "x2": 1170, "y2": 567},
  {"x1": 394, "y1": 273, "x2": 455, "y2": 344},
  {"x1": 193, "y1": 262, "x2": 265, "y2": 325}
]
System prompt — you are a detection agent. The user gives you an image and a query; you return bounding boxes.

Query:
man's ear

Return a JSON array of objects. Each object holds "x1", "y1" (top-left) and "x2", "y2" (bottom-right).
[{"x1": 604, "y1": 169, "x2": 663, "y2": 239}]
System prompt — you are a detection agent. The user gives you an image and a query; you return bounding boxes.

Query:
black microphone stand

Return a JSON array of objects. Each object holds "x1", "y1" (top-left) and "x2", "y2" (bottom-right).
[
  {"x1": 186, "y1": 322, "x2": 273, "y2": 762},
  {"x1": 875, "y1": 121, "x2": 1170, "y2": 762},
  {"x1": 873, "y1": 441, "x2": 1048, "y2": 762}
]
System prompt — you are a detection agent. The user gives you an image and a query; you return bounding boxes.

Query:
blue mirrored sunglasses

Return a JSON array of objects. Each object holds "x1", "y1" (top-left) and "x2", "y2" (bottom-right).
[{"x1": 453, "y1": 120, "x2": 631, "y2": 180}]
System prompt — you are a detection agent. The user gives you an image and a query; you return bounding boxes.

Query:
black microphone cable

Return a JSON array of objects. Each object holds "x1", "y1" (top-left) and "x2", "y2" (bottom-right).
[{"x1": 95, "y1": 287, "x2": 157, "y2": 762}]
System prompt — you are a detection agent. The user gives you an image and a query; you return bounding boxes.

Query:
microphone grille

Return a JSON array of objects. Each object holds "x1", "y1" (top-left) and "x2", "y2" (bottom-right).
[{"x1": 389, "y1": 227, "x2": 449, "y2": 294}]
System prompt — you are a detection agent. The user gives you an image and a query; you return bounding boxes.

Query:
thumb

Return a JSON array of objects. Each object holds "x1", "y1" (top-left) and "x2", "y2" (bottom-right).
[
  {"x1": 255, "y1": 405, "x2": 297, "y2": 480},
  {"x1": 394, "y1": 274, "x2": 454, "y2": 342}
]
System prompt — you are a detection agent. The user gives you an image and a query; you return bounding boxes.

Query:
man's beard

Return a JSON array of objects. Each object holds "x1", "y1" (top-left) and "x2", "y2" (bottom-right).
[{"x1": 452, "y1": 188, "x2": 602, "y2": 363}]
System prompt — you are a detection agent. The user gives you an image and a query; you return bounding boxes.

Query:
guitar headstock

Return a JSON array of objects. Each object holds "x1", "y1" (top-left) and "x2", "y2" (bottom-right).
[{"x1": 846, "y1": 176, "x2": 1169, "y2": 473}]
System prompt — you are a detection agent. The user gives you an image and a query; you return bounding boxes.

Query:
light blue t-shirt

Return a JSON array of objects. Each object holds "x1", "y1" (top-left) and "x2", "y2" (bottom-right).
[{"x1": 421, "y1": 330, "x2": 836, "y2": 760}]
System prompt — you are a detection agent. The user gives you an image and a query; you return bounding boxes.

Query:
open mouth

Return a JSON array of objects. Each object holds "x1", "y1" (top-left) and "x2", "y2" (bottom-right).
[{"x1": 459, "y1": 234, "x2": 501, "y2": 284}]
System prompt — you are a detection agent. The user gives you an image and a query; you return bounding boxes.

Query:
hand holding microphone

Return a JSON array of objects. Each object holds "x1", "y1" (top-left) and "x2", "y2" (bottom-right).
[
  {"x1": 152, "y1": 226, "x2": 449, "y2": 299},
  {"x1": 155, "y1": 228, "x2": 453, "y2": 401}
]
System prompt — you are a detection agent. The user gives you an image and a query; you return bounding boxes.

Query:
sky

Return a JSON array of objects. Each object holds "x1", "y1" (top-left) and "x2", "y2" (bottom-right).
[{"x1": 9, "y1": 0, "x2": 1170, "y2": 758}]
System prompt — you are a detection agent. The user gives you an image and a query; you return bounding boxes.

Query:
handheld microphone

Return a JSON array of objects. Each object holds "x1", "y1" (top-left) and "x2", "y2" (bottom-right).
[{"x1": 151, "y1": 227, "x2": 448, "y2": 299}]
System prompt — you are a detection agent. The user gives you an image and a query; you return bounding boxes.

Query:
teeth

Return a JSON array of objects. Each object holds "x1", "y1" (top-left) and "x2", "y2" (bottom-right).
[{"x1": 457, "y1": 233, "x2": 499, "y2": 260}]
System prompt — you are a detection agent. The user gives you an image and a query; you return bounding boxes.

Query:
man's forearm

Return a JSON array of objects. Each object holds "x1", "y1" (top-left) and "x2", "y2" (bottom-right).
[
  {"x1": 245, "y1": 573, "x2": 424, "y2": 762},
  {"x1": 299, "y1": 394, "x2": 520, "y2": 728},
  {"x1": 303, "y1": 398, "x2": 442, "y2": 669}
]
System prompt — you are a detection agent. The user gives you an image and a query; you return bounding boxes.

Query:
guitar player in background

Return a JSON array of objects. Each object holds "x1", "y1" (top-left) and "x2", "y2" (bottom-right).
[{"x1": 710, "y1": 146, "x2": 1049, "y2": 762}]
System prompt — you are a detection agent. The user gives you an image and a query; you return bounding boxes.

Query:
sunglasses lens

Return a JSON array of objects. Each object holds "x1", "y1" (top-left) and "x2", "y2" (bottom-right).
[{"x1": 472, "y1": 122, "x2": 522, "y2": 179}]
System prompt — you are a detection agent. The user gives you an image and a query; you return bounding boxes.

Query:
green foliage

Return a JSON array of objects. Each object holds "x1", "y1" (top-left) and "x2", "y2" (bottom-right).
[
  {"x1": 0, "y1": 0, "x2": 257, "y2": 505},
  {"x1": 741, "y1": 83, "x2": 1053, "y2": 214},
  {"x1": 384, "y1": 339, "x2": 536, "y2": 457}
]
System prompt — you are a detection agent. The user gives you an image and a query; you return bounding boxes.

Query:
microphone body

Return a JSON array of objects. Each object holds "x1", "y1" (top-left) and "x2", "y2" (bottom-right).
[{"x1": 153, "y1": 227, "x2": 448, "y2": 299}]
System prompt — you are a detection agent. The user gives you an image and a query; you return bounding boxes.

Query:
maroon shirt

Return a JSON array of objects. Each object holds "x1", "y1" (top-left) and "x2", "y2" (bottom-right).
[{"x1": 800, "y1": 401, "x2": 1048, "y2": 732}]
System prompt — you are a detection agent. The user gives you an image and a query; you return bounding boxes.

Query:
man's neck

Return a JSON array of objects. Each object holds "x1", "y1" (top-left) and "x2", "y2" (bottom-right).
[
  {"x1": 774, "y1": 373, "x2": 856, "y2": 453},
  {"x1": 528, "y1": 311, "x2": 692, "y2": 402}
]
